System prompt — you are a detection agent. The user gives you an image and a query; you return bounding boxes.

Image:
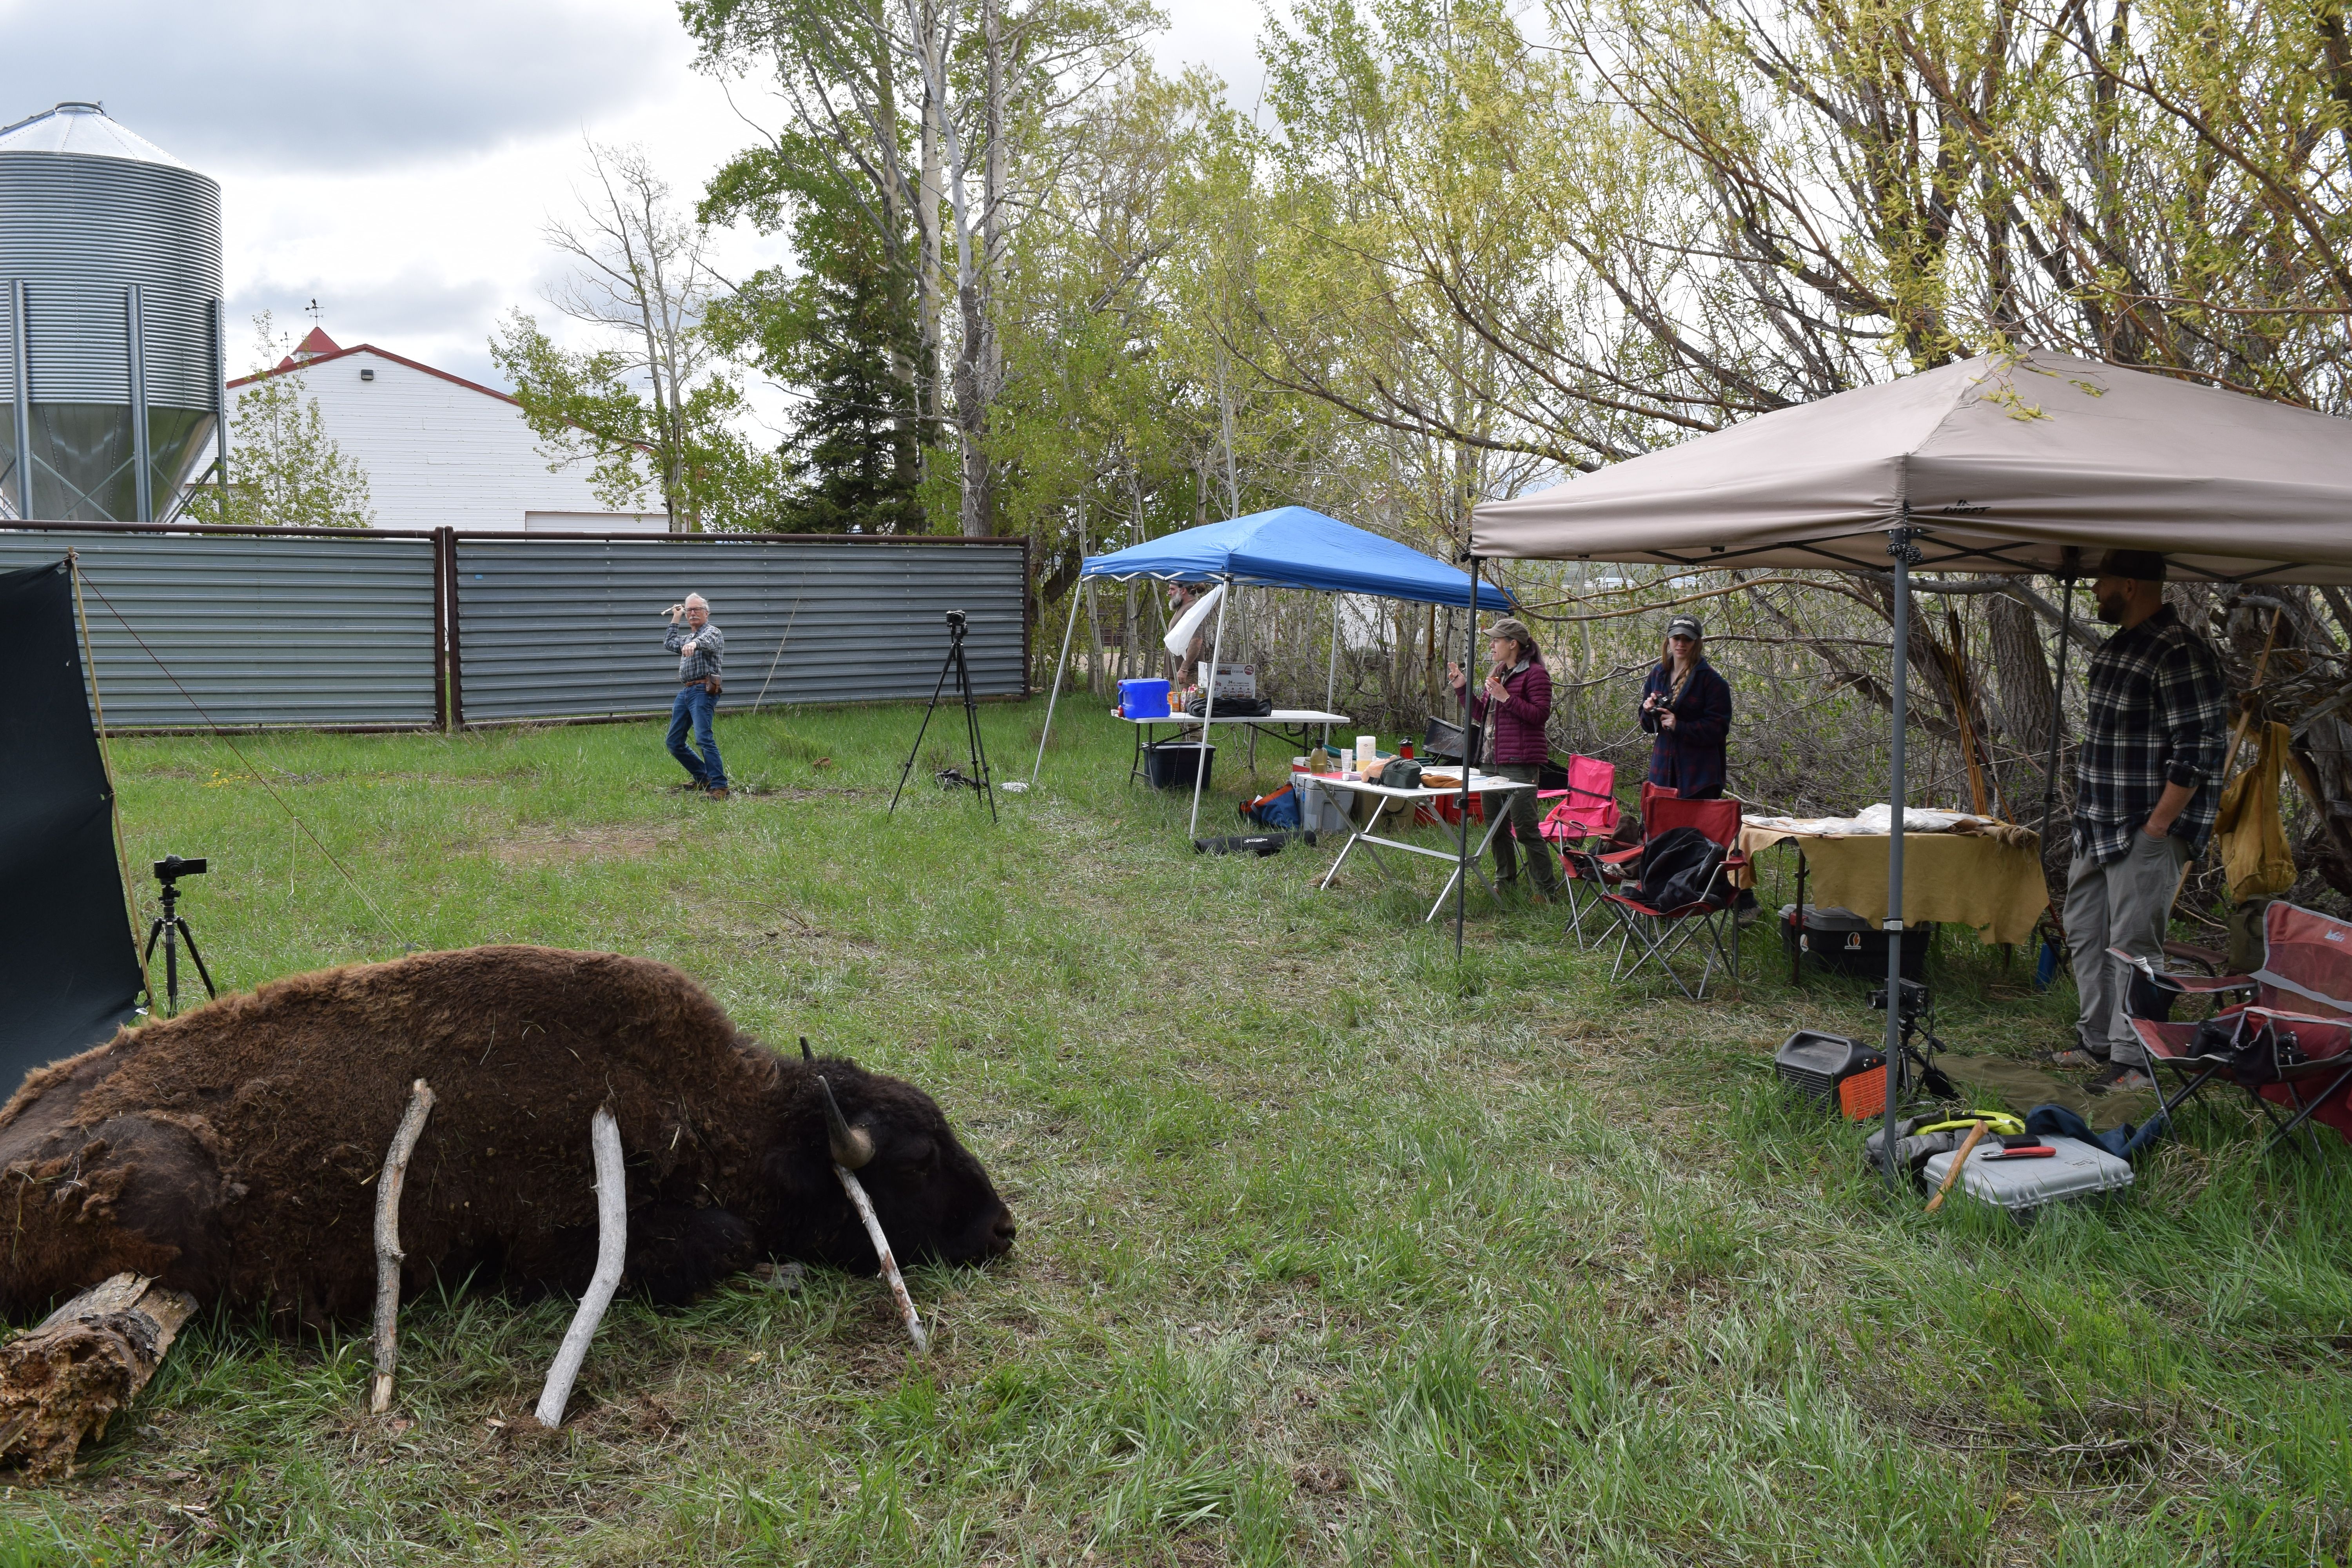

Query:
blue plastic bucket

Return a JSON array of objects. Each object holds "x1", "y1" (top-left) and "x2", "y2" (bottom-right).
[{"x1": 1118, "y1": 678, "x2": 1172, "y2": 719}]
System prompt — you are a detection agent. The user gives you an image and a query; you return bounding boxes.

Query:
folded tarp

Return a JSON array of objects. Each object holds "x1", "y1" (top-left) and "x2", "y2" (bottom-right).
[
  {"x1": 1472, "y1": 350, "x2": 2352, "y2": 584},
  {"x1": 1085, "y1": 506, "x2": 1517, "y2": 609}
]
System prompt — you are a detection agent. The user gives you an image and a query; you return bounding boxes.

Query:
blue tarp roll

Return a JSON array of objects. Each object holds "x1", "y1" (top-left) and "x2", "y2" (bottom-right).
[{"x1": 1081, "y1": 506, "x2": 1516, "y2": 611}]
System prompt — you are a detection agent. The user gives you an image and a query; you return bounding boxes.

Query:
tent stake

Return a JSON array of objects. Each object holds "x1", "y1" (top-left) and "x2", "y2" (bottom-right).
[
  {"x1": 1880, "y1": 523, "x2": 1922, "y2": 1191},
  {"x1": 1187, "y1": 576, "x2": 1231, "y2": 841}
]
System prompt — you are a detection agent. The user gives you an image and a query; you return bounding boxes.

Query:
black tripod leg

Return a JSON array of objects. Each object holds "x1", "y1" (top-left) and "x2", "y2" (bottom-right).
[
  {"x1": 176, "y1": 920, "x2": 218, "y2": 1000},
  {"x1": 164, "y1": 920, "x2": 181, "y2": 1018},
  {"x1": 955, "y1": 642, "x2": 995, "y2": 822},
  {"x1": 891, "y1": 644, "x2": 962, "y2": 813}
]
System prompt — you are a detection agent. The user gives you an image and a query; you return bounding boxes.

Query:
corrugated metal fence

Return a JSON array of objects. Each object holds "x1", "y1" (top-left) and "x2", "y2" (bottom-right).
[
  {"x1": 0, "y1": 524, "x2": 440, "y2": 728},
  {"x1": 0, "y1": 522, "x2": 1029, "y2": 732},
  {"x1": 453, "y1": 533, "x2": 1029, "y2": 723}
]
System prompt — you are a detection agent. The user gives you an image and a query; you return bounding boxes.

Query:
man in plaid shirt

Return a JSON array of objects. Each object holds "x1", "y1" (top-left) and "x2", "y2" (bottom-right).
[
  {"x1": 663, "y1": 593, "x2": 728, "y2": 799},
  {"x1": 2063, "y1": 550, "x2": 2227, "y2": 1091}
]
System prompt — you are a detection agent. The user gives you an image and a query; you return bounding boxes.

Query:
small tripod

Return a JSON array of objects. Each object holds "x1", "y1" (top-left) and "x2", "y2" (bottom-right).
[
  {"x1": 890, "y1": 610, "x2": 996, "y2": 821},
  {"x1": 143, "y1": 855, "x2": 218, "y2": 1018}
]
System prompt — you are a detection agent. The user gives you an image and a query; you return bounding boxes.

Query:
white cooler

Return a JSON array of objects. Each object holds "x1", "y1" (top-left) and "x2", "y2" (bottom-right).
[{"x1": 1291, "y1": 774, "x2": 1354, "y2": 835}]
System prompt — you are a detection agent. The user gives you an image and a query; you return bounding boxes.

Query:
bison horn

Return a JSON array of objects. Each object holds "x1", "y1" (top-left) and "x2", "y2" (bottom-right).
[{"x1": 815, "y1": 1072, "x2": 874, "y2": 1170}]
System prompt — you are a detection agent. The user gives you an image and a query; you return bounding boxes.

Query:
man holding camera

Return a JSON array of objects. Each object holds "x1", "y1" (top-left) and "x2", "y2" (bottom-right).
[{"x1": 664, "y1": 593, "x2": 728, "y2": 799}]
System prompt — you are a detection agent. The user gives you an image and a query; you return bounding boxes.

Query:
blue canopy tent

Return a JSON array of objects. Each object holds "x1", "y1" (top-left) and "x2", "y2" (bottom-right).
[{"x1": 1027, "y1": 506, "x2": 1515, "y2": 841}]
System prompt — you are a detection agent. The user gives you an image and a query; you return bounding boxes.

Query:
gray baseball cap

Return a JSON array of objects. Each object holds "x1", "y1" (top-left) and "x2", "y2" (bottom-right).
[{"x1": 1667, "y1": 614, "x2": 1703, "y2": 640}]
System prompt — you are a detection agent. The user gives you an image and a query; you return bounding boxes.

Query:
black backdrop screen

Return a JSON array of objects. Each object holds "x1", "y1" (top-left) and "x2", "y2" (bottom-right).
[{"x1": 0, "y1": 561, "x2": 142, "y2": 1082}]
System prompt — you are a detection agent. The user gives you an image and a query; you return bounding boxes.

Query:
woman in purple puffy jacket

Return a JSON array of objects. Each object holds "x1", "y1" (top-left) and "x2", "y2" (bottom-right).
[{"x1": 1448, "y1": 616, "x2": 1560, "y2": 902}]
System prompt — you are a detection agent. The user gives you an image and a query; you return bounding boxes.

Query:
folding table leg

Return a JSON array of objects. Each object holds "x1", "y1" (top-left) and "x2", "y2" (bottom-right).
[{"x1": 1423, "y1": 803, "x2": 1513, "y2": 923}]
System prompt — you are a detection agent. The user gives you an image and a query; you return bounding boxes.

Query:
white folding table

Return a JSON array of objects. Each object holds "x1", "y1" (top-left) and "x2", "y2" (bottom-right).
[
  {"x1": 1120, "y1": 708, "x2": 1353, "y2": 782},
  {"x1": 1312, "y1": 771, "x2": 1539, "y2": 922}
]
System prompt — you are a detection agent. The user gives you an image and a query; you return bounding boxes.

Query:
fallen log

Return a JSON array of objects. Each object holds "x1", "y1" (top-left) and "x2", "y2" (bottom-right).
[
  {"x1": 531, "y1": 1106, "x2": 626, "y2": 1427},
  {"x1": 369, "y1": 1078, "x2": 436, "y2": 1416},
  {"x1": 0, "y1": 1272, "x2": 195, "y2": 1479}
]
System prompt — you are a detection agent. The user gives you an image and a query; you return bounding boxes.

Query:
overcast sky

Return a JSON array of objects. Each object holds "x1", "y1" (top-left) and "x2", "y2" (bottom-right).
[{"x1": 0, "y1": 0, "x2": 1273, "y2": 412}]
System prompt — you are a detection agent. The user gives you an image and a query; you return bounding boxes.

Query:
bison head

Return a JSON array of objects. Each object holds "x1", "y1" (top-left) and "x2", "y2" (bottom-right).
[{"x1": 775, "y1": 1045, "x2": 1016, "y2": 1272}]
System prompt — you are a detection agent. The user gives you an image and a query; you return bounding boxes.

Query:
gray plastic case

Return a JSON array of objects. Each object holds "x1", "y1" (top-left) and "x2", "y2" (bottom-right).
[{"x1": 1921, "y1": 1134, "x2": 2134, "y2": 1212}]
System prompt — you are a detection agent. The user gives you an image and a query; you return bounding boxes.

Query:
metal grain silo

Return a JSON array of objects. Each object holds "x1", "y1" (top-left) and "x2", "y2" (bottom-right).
[{"x1": 0, "y1": 102, "x2": 225, "y2": 523}]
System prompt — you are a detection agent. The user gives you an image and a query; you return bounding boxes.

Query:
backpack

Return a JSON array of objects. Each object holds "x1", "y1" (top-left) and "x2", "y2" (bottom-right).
[
  {"x1": 1628, "y1": 825, "x2": 1728, "y2": 909},
  {"x1": 1187, "y1": 691, "x2": 1273, "y2": 717},
  {"x1": 2183, "y1": 1013, "x2": 2308, "y2": 1083},
  {"x1": 1240, "y1": 784, "x2": 1301, "y2": 828}
]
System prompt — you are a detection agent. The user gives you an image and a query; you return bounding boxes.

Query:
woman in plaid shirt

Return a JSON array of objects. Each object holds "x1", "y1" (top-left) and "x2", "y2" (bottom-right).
[{"x1": 2062, "y1": 550, "x2": 2227, "y2": 1093}]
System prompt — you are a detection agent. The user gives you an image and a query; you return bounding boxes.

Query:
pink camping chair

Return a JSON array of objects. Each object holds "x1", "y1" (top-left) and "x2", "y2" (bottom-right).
[{"x1": 1539, "y1": 756, "x2": 1620, "y2": 947}]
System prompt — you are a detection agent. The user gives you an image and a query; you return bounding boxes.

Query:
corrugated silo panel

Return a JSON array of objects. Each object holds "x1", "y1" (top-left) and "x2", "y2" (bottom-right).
[
  {"x1": 0, "y1": 153, "x2": 222, "y2": 409},
  {"x1": 453, "y1": 535, "x2": 1028, "y2": 724},
  {"x1": 0, "y1": 528, "x2": 440, "y2": 729}
]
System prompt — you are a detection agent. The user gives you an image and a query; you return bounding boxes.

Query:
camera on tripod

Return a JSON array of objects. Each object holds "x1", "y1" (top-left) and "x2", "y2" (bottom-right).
[
  {"x1": 144, "y1": 852, "x2": 217, "y2": 1018},
  {"x1": 889, "y1": 609, "x2": 996, "y2": 821},
  {"x1": 154, "y1": 853, "x2": 208, "y2": 885},
  {"x1": 1869, "y1": 977, "x2": 1930, "y2": 1020}
]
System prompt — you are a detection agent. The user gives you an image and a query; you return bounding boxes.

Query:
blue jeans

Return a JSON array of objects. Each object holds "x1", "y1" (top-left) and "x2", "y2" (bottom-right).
[{"x1": 667, "y1": 684, "x2": 726, "y2": 788}]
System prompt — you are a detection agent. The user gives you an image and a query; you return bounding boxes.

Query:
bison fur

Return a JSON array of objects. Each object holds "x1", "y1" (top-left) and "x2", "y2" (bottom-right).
[{"x1": 0, "y1": 946, "x2": 1015, "y2": 1326}]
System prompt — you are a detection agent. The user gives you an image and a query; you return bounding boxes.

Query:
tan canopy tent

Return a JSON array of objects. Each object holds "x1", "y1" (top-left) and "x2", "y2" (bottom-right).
[
  {"x1": 1475, "y1": 350, "x2": 2352, "y2": 583},
  {"x1": 1465, "y1": 349, "x2": 2352, "y2": 1186}
]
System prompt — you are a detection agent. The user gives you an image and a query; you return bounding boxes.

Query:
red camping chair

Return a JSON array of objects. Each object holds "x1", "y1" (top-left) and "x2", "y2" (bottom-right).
[
  {"x1": 1561, "y1": 780, "x2": 1668, "y2": 949},
  {"x1": 1583, "y1": 793, "x2": 1748, "y2": 998},
  {"x1": 2112, "y1": 900, "x2": 2352, "y2": 1156}
]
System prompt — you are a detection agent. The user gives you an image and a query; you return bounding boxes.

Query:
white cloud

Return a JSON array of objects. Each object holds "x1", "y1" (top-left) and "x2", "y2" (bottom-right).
[
  {"x1": 0, "y1": 0, "x2": 678, "y2": 171},
  {"x1": 5, "y1": 0, "x2": 1280, "y2": 411}
]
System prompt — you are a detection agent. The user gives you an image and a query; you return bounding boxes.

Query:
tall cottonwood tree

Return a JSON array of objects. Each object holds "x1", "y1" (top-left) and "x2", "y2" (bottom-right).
[
  {"x1": 492, "y1": 143, "x2": 763, "y2": 531},
  {"x1": 684, "y1": 0, "x2": 1156, "y2": 535}
]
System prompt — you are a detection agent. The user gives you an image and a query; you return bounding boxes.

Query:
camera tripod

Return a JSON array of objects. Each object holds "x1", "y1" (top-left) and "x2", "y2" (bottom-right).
[
  {"x1": 890, "y1": 610, "x2": 996, "y2": 821},
  {"x1": 1870, "y1": 977, "x2": 1957, "y2": 1099},
  {"x1": 144, "y1": 856, "x2": 217, "y2": 1018}
]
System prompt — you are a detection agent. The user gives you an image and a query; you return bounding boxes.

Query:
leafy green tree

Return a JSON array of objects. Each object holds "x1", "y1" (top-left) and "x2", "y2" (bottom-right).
[
  {"x1": 184, "y1": 313, "x2": 374, "y2": 528},
  {"x1": 703, "y1": 142, "x2": 927, "y2": 533},
  {"x1": 493, "y1": 143, "x2": 782, "y2": 532}
]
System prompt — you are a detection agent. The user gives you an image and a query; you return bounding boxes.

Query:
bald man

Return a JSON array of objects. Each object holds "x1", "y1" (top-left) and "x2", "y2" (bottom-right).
[{"x1": 663, "y1": 593, "x2": 728, "y2": 799}]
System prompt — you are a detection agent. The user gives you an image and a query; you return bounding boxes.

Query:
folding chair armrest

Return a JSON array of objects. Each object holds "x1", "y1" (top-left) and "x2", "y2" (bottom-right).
[{"x1": 2106, "y1": 946, "x2": 2256, "y2": 996}]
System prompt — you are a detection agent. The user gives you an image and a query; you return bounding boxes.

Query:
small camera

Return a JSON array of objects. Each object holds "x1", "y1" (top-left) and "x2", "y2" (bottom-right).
[
  {"x1": 944, "y1": 609, "x2": 968, "y2": 630},
  {"x1": 1869, "y1": 978, "x2": 1929, "y2": 1018},
  {"x1": 153, "y1": 854, "x2": 209, "y2": 884}
]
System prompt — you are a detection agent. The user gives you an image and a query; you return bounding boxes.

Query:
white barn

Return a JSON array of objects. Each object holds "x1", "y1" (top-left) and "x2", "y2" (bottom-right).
[{"x1": 223, "y1": 328, "x2": 667, "y2": 534}]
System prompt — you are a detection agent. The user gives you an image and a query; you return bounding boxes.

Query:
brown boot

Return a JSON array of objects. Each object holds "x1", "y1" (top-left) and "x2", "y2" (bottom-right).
[{"x1": 707, "y1": 786, "x2": 731, "y2": 801}]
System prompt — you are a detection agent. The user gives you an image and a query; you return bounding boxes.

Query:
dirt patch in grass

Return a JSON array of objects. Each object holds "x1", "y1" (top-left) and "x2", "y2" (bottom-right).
[{"x1": 490, "y1": 824, "x2": 682, "y2": 865}]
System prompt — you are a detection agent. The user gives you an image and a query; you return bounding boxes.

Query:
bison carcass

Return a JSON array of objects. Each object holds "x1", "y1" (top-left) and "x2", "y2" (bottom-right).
[{"x1": 0, "y1": 946, "x2": 1015, "y2": 1325}]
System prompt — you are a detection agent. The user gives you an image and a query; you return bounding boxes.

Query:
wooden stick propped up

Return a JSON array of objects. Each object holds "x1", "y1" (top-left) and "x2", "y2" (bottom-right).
[
  {"x1": 835, "y1": 1165, "x2": 930, "y2": 1354},
  {"x1": 369, "y1": 1078, "x2": 436, "y2": 1416},
  {"x1": 1925, "y1": 1121, "x2": 1992, "y2": 1215},
  {"x1": 532, "y1": 1107, "x2": 627, "y2": 1427},
  {"x1": 0, "y1": 1272, "x2": 195, "y2": 1480}
]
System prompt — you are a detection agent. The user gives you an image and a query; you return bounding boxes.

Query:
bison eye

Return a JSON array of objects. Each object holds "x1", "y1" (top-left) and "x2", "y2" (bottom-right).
[{"x1": 905, "y1": 1140, "x2": 940, "y2": 1172}]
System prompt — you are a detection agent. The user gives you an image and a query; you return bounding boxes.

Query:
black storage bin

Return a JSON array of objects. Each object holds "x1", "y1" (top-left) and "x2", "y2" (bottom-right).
[
  {"x1": 1143, "y1": 740, "x2": 1215, "y2": 790},
  {"x1": 1782, "y1": 905, "x2": 1929, "y2": 980}
]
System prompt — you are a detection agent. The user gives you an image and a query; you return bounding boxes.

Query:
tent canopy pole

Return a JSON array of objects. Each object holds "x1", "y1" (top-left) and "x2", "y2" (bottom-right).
[
  {"x1": 1324, "y1": 592, "x2": 1341, "y2": 754},
  {"x1": 1187, "y1": 575, "x2": 1232, "y2": 841},
  {"x1": 1028, "y1": 575, "x2": 1087, "y2": 786},
  {"x1": 2038, "y1": 555, "x2": 2080, "y2": 840},
  {"x1": 1880, "y1": 522, "x2": 1922, "y2": 1188},
  {"x1": 1455, "y1": 559, "x2": 1481, "y2": 961}
]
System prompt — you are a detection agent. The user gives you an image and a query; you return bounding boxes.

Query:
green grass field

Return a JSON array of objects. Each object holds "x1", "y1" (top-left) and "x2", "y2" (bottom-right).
[{"x1": 2, "y1": 700, "x2": 2345, "y2": 1565}]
